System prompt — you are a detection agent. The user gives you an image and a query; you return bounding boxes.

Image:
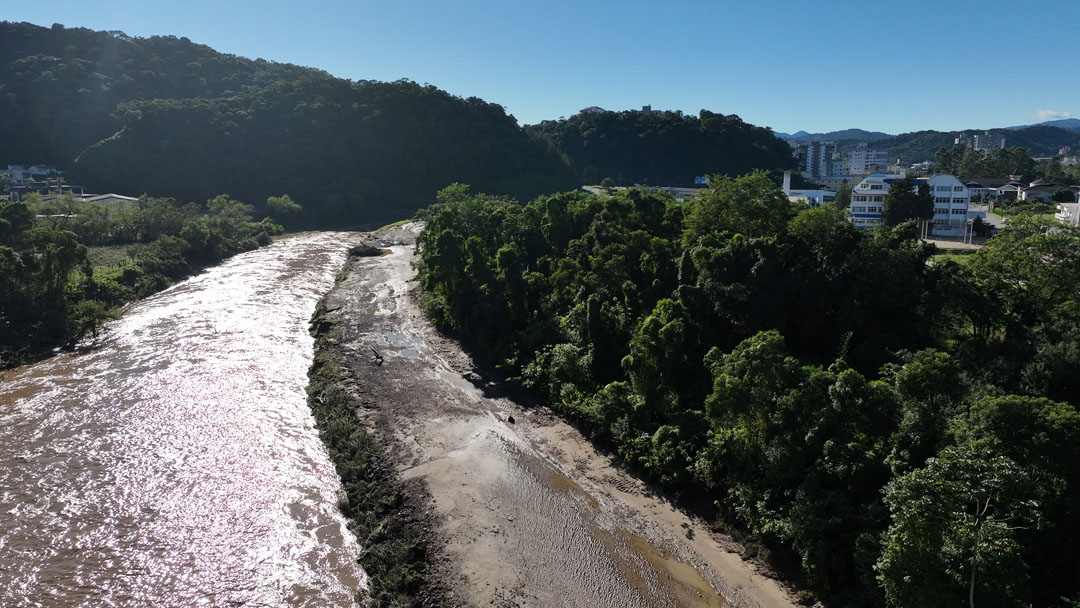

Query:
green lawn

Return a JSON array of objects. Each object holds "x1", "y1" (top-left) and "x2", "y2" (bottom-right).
[
  {"x1": 375, "y1": 218, "x2": 413, "y2": 231},
  {"x1": 931, "y1": 251, "x2": 976, "y2": 265},
  {"x1": 86, "y1": 245, "x2": 129, "y2": 270}
]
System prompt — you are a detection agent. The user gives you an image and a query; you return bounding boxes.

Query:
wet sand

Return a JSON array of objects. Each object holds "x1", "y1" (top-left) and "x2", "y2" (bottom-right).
[{"x1": 318, "y1": 223, "x2": 796, "y2": 608}]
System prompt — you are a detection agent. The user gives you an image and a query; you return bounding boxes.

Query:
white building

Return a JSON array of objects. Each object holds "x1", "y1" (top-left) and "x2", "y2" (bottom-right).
[
  {"x1": 845, "y1": 143, "x2": 889, "y2": 175},
  {"x1": 783, "y1": 171, "x2": 835, "y2": 207},
  {"x1": 848, "y1": 173, "x2": 969, "y2": 236},
  {"x1": 927, "y1": 174, "x2": 970, "y2": 237},
  {"x1": 815, "y1": 175, "x2": 854, "y2": 191},
  {"x1": 848, "y1": 173, "x2": 895, "y2": 228}
]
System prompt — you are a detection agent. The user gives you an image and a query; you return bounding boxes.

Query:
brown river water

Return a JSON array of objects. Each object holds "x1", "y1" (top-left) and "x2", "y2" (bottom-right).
[{"x1": 0, "y1": 232, "x2": 367, "y2": 607}]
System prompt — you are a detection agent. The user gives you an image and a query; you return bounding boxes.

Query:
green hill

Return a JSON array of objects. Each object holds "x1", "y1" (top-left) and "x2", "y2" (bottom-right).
[
  {"x1": 0, "y1": 22, "x2": 576, "y2": 223},
  {"x1": 526, "y1": 109, "x2": 797, "y2": 187}
]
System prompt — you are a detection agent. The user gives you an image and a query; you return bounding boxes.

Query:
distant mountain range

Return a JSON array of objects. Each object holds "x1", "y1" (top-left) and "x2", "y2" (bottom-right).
[
  {"x1": 774, "y1": 120, "x2": 1080, "y2": 164},
  {"x1": 774, "y1": 129, "x2": 893, "y2": 141},
  {"x1": 1006, "y1": 118, "x2": 1080, "y2": 131}
]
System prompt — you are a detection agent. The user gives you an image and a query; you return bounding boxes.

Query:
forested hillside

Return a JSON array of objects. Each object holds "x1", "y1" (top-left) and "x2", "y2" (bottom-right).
[
  {"x1": 526, "y1": 109, "x2": 797, "y2": 186},
  {"x1": 0, "y1": 22, "x2": 577, "y2": 223},
  {"x1": 840, "y1": 126, "x2": 1080, "y2": 164},
  {"x1": 74, "y1": 77, "x2": 577, "y2": 223},
  {"x1": 417, "y1": 179, "x2": 1080, "y2": 607},
  {"x1": 0, "y1": 22, "x2": 319, "y2": 163}
]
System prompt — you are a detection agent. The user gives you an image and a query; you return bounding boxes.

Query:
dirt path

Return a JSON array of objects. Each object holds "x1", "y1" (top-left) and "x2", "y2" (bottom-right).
[{"x1": 320, "y1": 224, "x2": 797, "y2": 608}]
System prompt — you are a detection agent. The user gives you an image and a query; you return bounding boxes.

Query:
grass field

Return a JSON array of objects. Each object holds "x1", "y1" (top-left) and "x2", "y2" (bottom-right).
[
  {"x1": 374, "y1": 218, "x2": 413, "y2": 231},
  {"x1": 85, "y1": 245, "x2": 129, "y2": 270},
  {"x1": 931, "y1": 251, "x2": 977, "y2": 265}
]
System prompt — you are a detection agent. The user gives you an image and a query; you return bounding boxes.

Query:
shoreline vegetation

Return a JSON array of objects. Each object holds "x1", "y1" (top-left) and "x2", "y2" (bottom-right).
[
  {"x1": 306, "y1": 239, "x2": 450, "y2": 608},
  {"x1": 414, "y1": 180, "x2": 1080, "y2": 607},
  {"x1": 0, "y1": 191, "x2": 291, "y2": 370}
]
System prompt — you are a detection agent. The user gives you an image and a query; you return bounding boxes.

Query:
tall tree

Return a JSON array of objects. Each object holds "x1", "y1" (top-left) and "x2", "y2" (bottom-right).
[
  {"x1": 877, "y1": 446, "x2": 1040, "y2": 608},
  {"x1": 882, "y1": 177, "x2": 933, "y2": 226},
  {"x1": 831, "y1": 180, "x2": 852, "y2": 211}
]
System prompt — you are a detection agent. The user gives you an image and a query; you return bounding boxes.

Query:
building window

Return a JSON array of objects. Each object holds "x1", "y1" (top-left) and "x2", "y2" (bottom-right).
[
  {"x1": 936, "y1": 197, "x2": 950, "y2": 203},
  {"x1": 952, "y1": 209, "x2": 966, "y2": 215},
  {"x1": 854, "y1": 196, "x2": 867, "y2": 202},
  {"x1": 954, "y1": 186, "x2": 964, "y2": 191},
  {"x1": 952, "y1": 198, "x2": 967, "y2": 205}
]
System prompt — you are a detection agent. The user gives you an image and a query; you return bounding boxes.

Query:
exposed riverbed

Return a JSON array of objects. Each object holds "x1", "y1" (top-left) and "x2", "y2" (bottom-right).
[
  {"x1": 319, "y1": 224, "x2": 796, "y2": 608},
  {"x1": 0, "y1": 232, "x2": 366, "y2": 607}
]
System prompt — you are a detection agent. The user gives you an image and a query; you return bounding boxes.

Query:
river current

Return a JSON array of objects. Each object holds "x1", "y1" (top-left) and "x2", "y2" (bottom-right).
[{"x1": 0, "y1": 232, "x2": 366, "y2": 607}]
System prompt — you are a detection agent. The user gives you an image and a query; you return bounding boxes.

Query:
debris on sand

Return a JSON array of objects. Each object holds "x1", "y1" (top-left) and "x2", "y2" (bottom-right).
[{"x1": 348, "y1": 244, "x2": 384, "y2": 257}]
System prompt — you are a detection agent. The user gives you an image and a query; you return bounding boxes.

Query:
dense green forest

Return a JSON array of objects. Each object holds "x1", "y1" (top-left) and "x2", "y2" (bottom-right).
[
  {"x1": 0, "y1": 22, "x2": 320, "y2": 163},
  {"x1": 74, "y1": 78, "x2": 577, "y2": 223},
  {"x1": 930, "y1": 145, "x2": 1080, "y2": 187},
  {"x1": 0, "y1": 21, "x2": 577, "y2": 223},
  {"x1": 417, "y1": 179, "x2": 1080, "y2": 607},
  {"x1": 0, "y1": 192, "x2": 283, "y2": 366},
  {"x1": 527, "y1": 108, "x2": 796, "y2": 186}
]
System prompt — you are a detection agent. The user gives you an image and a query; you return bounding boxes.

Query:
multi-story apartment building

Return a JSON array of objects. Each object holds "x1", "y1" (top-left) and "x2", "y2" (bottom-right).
[
  {"x1": 792, "y1": 140, "x2": 838, "y2": 178},
  {"x1": 848, "y1": 173, "x2": 969, "y2": 236},
  {"x1": 845, "y1": 143, "x2": 889, "y2": 175},
  {"x1": 973, "y1": 132, "x2": 1005, "y2": 152}
]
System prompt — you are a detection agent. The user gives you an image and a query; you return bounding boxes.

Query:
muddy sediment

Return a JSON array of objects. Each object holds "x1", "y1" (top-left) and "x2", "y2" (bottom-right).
[{"x1": 312, "y1": 223, "x2": 796, "y2": 608}]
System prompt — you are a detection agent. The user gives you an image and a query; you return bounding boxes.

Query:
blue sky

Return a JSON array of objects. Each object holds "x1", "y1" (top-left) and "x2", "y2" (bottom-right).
[{"x1": 6, "y1": 0, "x2": 1079, "y2": 134}]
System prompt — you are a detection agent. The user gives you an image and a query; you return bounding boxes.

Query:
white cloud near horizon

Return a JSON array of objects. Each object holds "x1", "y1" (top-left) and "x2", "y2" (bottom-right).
[{"x1": 1036, "y1": 109, "x2": 1073, "y2": 120}]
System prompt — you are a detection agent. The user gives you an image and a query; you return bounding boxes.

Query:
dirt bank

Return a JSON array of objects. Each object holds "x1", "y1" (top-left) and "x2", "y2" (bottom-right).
[{"x1": 315, "y1": 223, "x2": 798, "y2": 608}]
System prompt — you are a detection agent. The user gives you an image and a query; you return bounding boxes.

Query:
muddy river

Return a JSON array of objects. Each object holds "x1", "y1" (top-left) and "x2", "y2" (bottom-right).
[{"x1": 0, "y1": 232, "x2": 366, "y2": 607}]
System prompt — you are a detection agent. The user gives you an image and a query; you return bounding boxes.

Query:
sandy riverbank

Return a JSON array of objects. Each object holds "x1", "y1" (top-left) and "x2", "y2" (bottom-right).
[{"x1": 312, "y1": 223, "x2": 799, "y2": 607}]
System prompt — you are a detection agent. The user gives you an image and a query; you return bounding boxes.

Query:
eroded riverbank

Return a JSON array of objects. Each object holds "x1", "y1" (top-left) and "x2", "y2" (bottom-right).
[{"x1": 314, "y1": 223, "x2": 797, "y2": 608}]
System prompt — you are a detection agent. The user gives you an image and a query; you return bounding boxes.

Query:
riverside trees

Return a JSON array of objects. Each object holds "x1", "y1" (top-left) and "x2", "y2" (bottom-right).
[
  {"x1": 417, "y1": 177, "x2": 1080, "y2": 606},
  {"x1": 0, "y1": 193, "x2": 282, "y2": 366}
]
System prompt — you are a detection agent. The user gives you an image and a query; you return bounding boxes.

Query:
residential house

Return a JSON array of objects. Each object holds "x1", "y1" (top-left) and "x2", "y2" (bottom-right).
[
  {"x1": 1019, "y1": 180, "x2": 1079, "y2": 203},
  {"x1": 959, "y1": 177, "x2": 1015, "y2": 201}
]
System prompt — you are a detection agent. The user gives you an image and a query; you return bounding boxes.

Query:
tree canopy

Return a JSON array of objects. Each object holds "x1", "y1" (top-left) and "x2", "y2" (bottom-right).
[
  {"x1": 526, "y1": 108, "x2": 797, "y2": 187},
  {"x1": 416, "y1": 179, "x2": 1080, "y2": 606}
]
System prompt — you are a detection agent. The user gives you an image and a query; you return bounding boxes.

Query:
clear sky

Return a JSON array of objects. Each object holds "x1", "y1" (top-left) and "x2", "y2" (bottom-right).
[{"x1": 6, "y1": 0, "x2": 1079, "y2": 134}]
